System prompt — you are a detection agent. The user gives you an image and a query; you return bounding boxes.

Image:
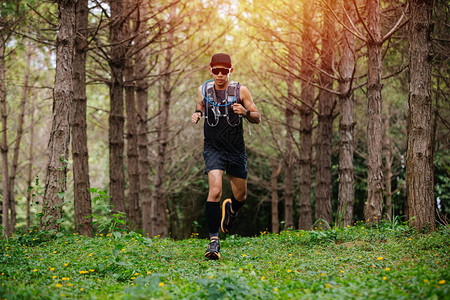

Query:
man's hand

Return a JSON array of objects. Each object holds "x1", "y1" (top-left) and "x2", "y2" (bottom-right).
[
  {"x1": 191, "y1": 111, "x2": 202, "y2": 124},
  {"x1": 232, "y1": 103, "x2": 248, "y2": 116}
]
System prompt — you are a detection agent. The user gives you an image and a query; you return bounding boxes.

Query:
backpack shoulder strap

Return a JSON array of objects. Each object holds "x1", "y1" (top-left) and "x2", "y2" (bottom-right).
[
  {"x1": 204, "y1": 81, "x2": 216, "y2": 105},
  {"x1": 226, "y1": 81, "x2": 240, "y2": 104}
]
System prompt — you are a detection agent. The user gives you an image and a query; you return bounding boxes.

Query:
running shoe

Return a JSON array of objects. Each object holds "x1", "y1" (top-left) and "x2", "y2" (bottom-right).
[
  {"x1": 204, "y1": 238, "x2": 220, "y2": 260},
  {"x1": 221, "y1": 198, "x2": 237, "y2": 234}
]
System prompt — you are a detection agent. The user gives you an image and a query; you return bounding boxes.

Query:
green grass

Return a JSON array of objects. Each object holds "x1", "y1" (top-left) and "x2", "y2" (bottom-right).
[{"x1": 1, "y1": 224, "x2": 449, "y2": 299}]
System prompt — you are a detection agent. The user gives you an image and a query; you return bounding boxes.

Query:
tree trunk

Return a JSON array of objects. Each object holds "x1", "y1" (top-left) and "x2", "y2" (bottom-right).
[
  {"x1": 8, "y1": 38, "x2": 32, "y2": 235},
  {"x1": 271, "y1": 161, "x2": 281, "y2": 233},
  {"x1": 383, "y1": 102, "x2": 393, "y2": 220},
  {"x1": 124, "y1": 3, "x2": 140, "y2": 230},
  {"x1": 406, "y1": 0, "x2": 435, "y2": 231},
  {"x1": 41, "y1": 0, "x2": 76, "y2": 231},
  {"x1": 364, "y1": 0, "x2": 384, "y2": 224},
  {"x1": 315, "y1": 0, "x2": 335, "y2": 225},
  {"x1": 135, "y1": 1, "x2": 151, "y2": 235},
  {"x1": 298, "y1": 1, "x2": 314, "y2": 230},
  {"x1": 0, "y1": 30, "x2": 10, "y2": 236},
  {"x1": 109, "y1": 0, "x2": 126, "y2": 215},
  {"x1": 337, "y1": 0, "x2": 356, "y2": 227},
  {"x1": 72, "y1": 0, "x2": 92, "y2": 237},
  {"x1": 283, "y1": 131, "x2": 294, "y2": 229},
  {"x1": 26, "y1": 98, "x2": 35, "y2": 230},
  {"x1": 284, "y1": 37, "x2": 295, "y2": 229},
  {"x1": 152, "y1": 13, "x2": 174, "y2": 238}
]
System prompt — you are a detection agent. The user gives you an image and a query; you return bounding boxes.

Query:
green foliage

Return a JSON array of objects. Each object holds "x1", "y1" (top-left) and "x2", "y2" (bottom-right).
[
  {"x1": 1, "y1": 227, "x2": 448, "y2": 299},
  {"x1": 88, "y1": 188, "x2": 127, "y2": 236}
]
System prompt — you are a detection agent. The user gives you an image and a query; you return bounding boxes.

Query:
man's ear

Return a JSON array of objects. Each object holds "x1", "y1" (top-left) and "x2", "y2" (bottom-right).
[{"x1": 209, "y1": 67, "x2": 213, "y2": 76}]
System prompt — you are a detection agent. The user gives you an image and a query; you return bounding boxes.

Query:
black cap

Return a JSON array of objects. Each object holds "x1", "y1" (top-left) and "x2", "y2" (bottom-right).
[{"x1": 210, "y1": 53, "x2": 232, "y2": 67}]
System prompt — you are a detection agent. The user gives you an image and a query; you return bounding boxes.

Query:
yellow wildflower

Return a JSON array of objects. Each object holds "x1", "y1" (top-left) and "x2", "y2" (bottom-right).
[
  {"x1": 385, "y1": 268, "x2": 390, "y2": 271},
  {"x1": 56, "y1": 284, "x2": 62, "y2": 288},
  {"x1": 383, "y1": 276, "x2": 387, "y2": 280},
  {"x1": 273, "y1": 287, "x2": 278, "y2": 292},
  {"x1": 33, "y1": 269, "x2": 38, "y2": 272},
  {"x1": 159, "y1": 282, "x2": 164, "y2": 287},
  {"x1": 261, "y1": 276, "x2": 265, "y2": 280},
  {"x1": 377, "y1": 257, "x2": 383, "y2": 260},
  {"x1": 147, "y1": 271, "x2": 151, "y2": 275},
  {"x1": 439, "y1": 280, "x2": 446, "y2": 285}
]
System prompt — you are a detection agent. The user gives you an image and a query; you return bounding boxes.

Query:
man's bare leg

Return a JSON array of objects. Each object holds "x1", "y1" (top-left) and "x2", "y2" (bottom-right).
[
  {"x1": 228, "y1": 175, "x2": 247, "y2": 213},
  {"x1": 220, "y1": 175, "x2": 247, "y2": 233},
  {"x1": 204, "y1": 170, "x2": 223, "y2": 260}
]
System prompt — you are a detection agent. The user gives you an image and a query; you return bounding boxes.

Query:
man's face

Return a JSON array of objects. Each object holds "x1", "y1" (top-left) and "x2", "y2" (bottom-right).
[{"x1": 209, "y1": 63, "x2": 233, "y2": 87}]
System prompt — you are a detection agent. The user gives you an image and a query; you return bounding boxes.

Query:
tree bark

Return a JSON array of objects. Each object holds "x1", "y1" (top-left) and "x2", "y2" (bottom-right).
[
  {"x1": 8, "y1": 37, "x2": 32, "y2": 235},
  {"x1": 72, "y1": 0, "x2": 92, "y2": 237},
  {"x1": 364, "y1": 0, "x2": 384, "y2": 223},
  {"x1": 152, "y1": 10, "x2": 175, "y2": 238},
  {"x1": 109, "y1": 0, "x2": 126, "y2": 215},
  {"x1": 406, "y1": 0, "x2": 435, "y2": 231},
  {"x1": 26, "y1": 98, "x2": 35, "y2": 230},
  {"x1": 124, "y1": 2, "x2": 140, "y2": 230},
  {"x1": 337, "y1": 0, "x2": 356, "y2": 227},
  {"x1": 0, "y1": 29, "x2": 10, "y2": 236},
  {"x1": 271, "y1": 161, "x2": 281, "y2": 233},
  {"x1": 383, "y1": 102, "x2": 393, "y2": 220},
  {"x1": 41, "y1": 0, "x2": 76, "y2": 231},
  {"x1": 315, "y1": 0, "x2": 335, "y2": 225},
  {"x1": 298, "y1": 1, "x2": 314, "y2": 230},
  {"x1": 135, "y1": 1, "x2": 152, "y2": 235},
  {"x1": 284, "y1": 35, "x2": 295, "y2": 229}
]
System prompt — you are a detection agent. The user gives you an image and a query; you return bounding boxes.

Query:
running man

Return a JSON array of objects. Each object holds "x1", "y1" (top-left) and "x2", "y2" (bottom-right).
[{"x1": 191, "y1": 53, "x2": 261, "y2": 260}]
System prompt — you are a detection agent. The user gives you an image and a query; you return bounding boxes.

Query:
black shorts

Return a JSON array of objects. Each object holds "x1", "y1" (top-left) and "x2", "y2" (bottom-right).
[{"x1": 203, "y1": 148, "x2": 248, "y2": 179}]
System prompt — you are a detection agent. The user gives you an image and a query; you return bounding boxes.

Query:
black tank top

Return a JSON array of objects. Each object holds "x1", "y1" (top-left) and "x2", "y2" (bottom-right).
[{"x1": 203, "y1": 84, "x2": 245, "y2": 155}]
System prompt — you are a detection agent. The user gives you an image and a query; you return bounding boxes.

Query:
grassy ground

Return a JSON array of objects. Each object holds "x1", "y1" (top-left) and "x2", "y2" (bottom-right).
[{"x1": 1, "y1": 224, "x2": 449, "y2": 299}]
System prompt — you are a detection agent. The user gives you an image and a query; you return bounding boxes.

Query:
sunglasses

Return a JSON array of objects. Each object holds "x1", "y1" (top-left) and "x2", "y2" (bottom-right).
[{"x1": 211, "y1": 67, "x2": 231, "y2": 75}]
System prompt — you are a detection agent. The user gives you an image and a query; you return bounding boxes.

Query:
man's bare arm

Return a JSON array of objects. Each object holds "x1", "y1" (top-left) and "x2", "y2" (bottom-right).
[
  {"x1": 191, "y1": 85, "x2": 205, "y2": 124},
  {"x1": 231, "y1": 85, "x2": 261, "y2": 124}
]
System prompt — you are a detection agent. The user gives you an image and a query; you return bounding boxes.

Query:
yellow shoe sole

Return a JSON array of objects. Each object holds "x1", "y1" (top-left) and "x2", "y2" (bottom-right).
[{"x1": 221, "y1": 198, "x2": 232, "y2": 234}]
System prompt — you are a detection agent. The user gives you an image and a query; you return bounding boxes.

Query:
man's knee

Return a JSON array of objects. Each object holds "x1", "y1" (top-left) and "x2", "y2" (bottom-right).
[
  {"x1": 234, "y1": 191, "x2": 247, "y2": 202},
  {"x1": 208, "y1": 186, "x2": 222, "y2": 202}
]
